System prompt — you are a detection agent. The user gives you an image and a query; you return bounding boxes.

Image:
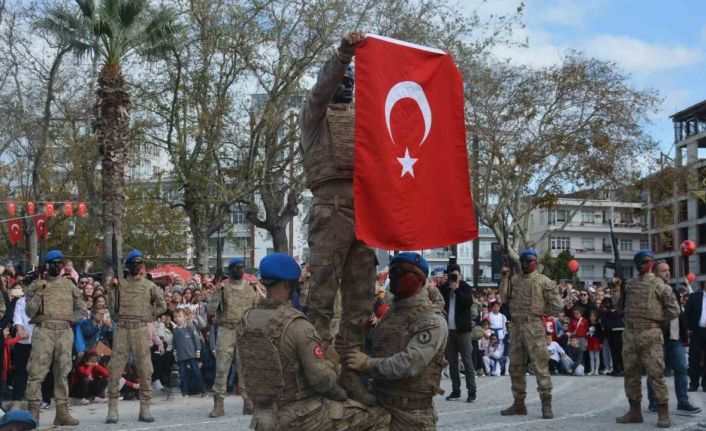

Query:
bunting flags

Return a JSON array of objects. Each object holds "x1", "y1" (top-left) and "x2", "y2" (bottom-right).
[{"x1": 6, "y1": 219, "x2": 22, "y2": 245}]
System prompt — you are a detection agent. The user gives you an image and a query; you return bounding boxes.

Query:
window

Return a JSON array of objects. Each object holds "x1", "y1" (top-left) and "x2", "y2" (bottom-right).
[
  {"x1": 581, "y1": 265, "x2": 595, "y2": 278},
  {"x1": 581, "y1": 210, "x2": 595, "y2": 224},
  {"x1": 549, "y1": 209, "x2": 567, "y2": 225},
  {"x1": 640, "y1": 239, "x2": 649, "y2": 250},
  {"x1": 619, "y1": 239, "x2": 633, "y2": 252},
  {"x1": 551, "y1": 236, "x2": 570, "y2": 250},
  {"x1": 581, "y1": 238, "x2": 594, "y2": 251}
]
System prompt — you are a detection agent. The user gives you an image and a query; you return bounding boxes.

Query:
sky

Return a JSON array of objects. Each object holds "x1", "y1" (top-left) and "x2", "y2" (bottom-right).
[{"x1": 469, "y1": 0, "x2": 706, "y2": 157}]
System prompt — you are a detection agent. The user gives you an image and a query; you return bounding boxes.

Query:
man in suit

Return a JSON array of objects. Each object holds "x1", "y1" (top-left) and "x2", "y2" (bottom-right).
[
  {"x1": 438, "y1": 263, "x2": 477, "y2": 402},
  {"x1": 685, "y1": 280, "x2": 706, "y2": 391}
]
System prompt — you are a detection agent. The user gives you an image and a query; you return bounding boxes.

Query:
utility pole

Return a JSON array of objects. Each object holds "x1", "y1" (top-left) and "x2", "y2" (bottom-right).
[{"x1": 472, "y1": 134, "x2": 480, "y2": 290}]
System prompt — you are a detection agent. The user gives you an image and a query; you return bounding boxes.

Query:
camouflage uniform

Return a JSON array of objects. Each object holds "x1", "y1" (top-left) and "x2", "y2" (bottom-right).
[
  {"x1": 106, "y1": 276, "x2": 167, "y2": 422},
  {"x1": 236, "y1": 299, "x2": 389, "y2": 431},
  {"x1": 499, "y1": 272, "x2": 562, "y2": 403},
  {"x1": 300, "y1": 52, "x2": 376, "y2": 360},
  {"x1": 25, "y1": 277, "x2": 87, "y2": 419},
  {"x1": 369, "y1": 292, "x2": 448, "y2": 431},
  {"x1": 207, "y1": 278, "x2": 258, "y2": 415},
  {"x1": 618, "y1": 273, "x2": 679, "y2": 404}
]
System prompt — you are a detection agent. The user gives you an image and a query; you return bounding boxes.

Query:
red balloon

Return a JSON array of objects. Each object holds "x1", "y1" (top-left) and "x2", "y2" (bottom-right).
[
  {"x1": 681, "y1": 240, "x2": 696, "y2": 257},
  {"x1": 568, "y1": 259, "x2": 580, "y2": 273},
  {"x1": 687, "y1": 272, "x2": 697, "y2": 283}
]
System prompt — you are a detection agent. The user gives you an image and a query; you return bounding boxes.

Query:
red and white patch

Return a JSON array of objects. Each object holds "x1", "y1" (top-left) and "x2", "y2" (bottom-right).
[{"x1": 313, "y1": 344, "x2": 325, "y2": 360}]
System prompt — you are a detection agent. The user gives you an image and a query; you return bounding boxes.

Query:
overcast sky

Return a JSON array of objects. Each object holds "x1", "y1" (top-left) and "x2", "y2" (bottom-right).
[{"x1": 470, "y1": 0, "x2": 706, "y2": 157}]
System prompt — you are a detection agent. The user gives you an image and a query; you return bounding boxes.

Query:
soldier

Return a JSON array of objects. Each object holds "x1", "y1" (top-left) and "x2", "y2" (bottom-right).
[
  {"x1": 25, "y1": 250, "x2": 87, "y2": 425},
  {"x1": 498, "y1": 249, "x2": 562, "y2": 419},
  {"x1": 106, "y1": 250, "x2": 167, "y2": 424},
  {"x1": 236, "y1": 253, "x2": 389, "y2": 431},
  {"x1": 344, "y1": 252, "x2": 448, "y2": 431},
  {"x1": 299, "y1": 31, "x2": 376, "y2": 404},
  {"x1": 615, "y1": 249, "x2": 679, "y2": 428},
  {"x1": 208, "y1": 257, "x2": 258, "y2": 417}
]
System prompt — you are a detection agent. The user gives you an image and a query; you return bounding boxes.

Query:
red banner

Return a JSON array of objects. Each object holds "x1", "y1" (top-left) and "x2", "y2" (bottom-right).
[
  {"x1": 34, "y1": 214, "x2": 48, "y2": 240},
  {"x1": 46, "y1": 202, "x2": 55, "y2": 217},
  {"x1": 7, "y1": 202, "x2": 16, "y2": 217},
  {"x1": 64, "y1": 203, "x2": 73, "y2": 217},
  {"x1": 26, "y1": 202, "x2": 35, "y2": 215},
  {"x1": 77, "y1": 202, "x2": 87, "y2": 217},
  {"x1": 353, "y1": 35, "x2": 477, "y2": 250},
  {"x1": 6, "y1": 219, "x2": 22, "y2": 245}
]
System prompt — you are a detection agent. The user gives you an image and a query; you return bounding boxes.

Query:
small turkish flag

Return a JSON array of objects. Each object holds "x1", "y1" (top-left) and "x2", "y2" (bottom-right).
[
  {"x1": 6, "y1": 219, "x2": 22, "y2": 245},
  {"x1": 26, "y1": 202, "x2": 35, "y2": 215},
  {"x1": 64, "y1": 203, "x2": 73, "y2": 217},
  {"x1": 77, "y1": 202, "x2": 87, "y2": 217},
  {"x1": 34, "y1": 214, "x2": 48, "y2": 240},
  {"x1": 7, "y1": 202, "x2": 16, "y2": 217},
  {"x1": 46, "y1": 203, "x2": 55, "y2": 217},
  {"x1": 354, "y1": 35, "x2": 477, "y2": 250}
]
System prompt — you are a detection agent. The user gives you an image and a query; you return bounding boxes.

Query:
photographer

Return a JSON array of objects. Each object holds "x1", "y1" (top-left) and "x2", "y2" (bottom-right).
[{"x1": 439, "y1": 263, "x2": 477, "y2": 403}]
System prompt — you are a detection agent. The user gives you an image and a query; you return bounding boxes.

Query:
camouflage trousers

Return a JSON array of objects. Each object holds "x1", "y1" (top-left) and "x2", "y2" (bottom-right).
[
  {"x1": 108, "y1": 325, "x2": 153, "y2": 402},
  {"x1": 25, "y1": 326, "x2": 74, "y2": 405},
  {"x1": 623, "y1": 328, "x2": 668, "y2": 403},
  {"x1": 307, "y1": 203, "x2": 376, "y2": 350},
  {"x1": 214, "y1": 325, "x2": 249, "y2": 401},
  {"x1": 250, "y1": 397, "x2": 389, "y2": 431},
  {"x1": 379, "y1": 399, "x2": 438, "y2": 431},
  {"x1": 509, "y1": 320, "x2": 552, "y2": 399}
]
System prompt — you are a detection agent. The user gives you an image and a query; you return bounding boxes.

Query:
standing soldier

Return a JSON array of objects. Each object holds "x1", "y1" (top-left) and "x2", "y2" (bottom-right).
[
  {"x1": 498, "y1": 249, "x2": 562, "y2": 419},
  {"x1": 615, "y1": 249, "x2": 679, "y2": 428},
  {"x1": 344, "y1": 253, "x2": 447, "y2": 431},
  {"x1": 236, "y1": 253, "x2": 389, "y2": 431},
  {"x1": 299, "y1": 31, "x2": 376, "y2": 404},
  {"x1": 106, "y1": 250, "x2": 167, "y2": 424},
  {"x1": 207, "y1": 257, "x2": 258, "y2": 418},
  {"x1": 25, "y1": 250, "x2": 87, "y2": 425}
]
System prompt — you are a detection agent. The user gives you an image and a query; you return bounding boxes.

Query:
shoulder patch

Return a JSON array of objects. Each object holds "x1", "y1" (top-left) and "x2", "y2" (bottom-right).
[
  {"x1": 313, "y1": 344, "x2": 325, "y2": 360},
  {"x1": 413, "y1": 313, "x2": 442, "y2": 333}
]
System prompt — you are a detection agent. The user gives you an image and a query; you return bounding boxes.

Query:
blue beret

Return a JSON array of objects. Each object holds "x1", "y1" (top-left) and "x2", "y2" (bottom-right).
[
  {"x1": 391, "y1": 252, "x2": 429, "y2": 276},
  {"x1": 520, "y1": 249, "x2": 538, "y2": 260},
  {"x1": 44, "y1": 250, "x2": 63, "y2": 262},
  {"x1": 633, "y1": 249, "x2": 654, "y2": 263},
  {"x1": 0, "y1": 409, "x2": 36, "y2": 430},
  {"x1": 259, "y1": 253, "x2": 302, "y2": 282},
  {"x1": 228, "y1": 257, "x2": 245, "y2": 267},
  {"x1": 124, "y1": 250, "x2": 142, "y2": 264}
]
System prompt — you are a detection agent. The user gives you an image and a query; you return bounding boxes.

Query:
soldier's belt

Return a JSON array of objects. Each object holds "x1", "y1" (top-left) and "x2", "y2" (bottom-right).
[
  {"x1": 511, "y1": 315, "x2": 542, "y2": 323},
  {"x1": 626, "y1": 322, "x2": 661, "y2": 330},
  {"x1": 218, "y1": 322, "x2": 238, "y2": 330},
  {"x1": 313, "y1": 195, "x2": 353, "y2": 209},
  {"x1": 118, "y1": 320, "x2": 147, "y2": 329},
  {"x1": 377, "y1": 392, "x2": 433, "y2": 410},
  {"x1": 38, "y1": 321, "x2": 70, "y2": 330}
]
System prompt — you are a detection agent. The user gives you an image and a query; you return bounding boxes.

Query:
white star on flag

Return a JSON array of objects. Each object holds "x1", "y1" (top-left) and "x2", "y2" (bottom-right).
[{"x1": 397, "y1": 147, "x2": 418, "y2": 178}]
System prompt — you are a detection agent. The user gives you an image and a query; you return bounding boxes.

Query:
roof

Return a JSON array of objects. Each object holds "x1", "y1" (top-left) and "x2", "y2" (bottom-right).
[{"x1": 671, "y1": 99, "x2": 706, "y2": 122}]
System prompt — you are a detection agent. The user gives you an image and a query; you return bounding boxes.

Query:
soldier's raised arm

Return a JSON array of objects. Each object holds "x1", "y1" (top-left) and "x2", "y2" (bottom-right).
[
  {"x1": 499, "y1": 267, "x2": 511, "y2": 303},
  {"x1": 72, "y1": 285, "x2": 88, "y2": 323},
  {"x1": 206, "y1": 284, "x2": 222, "y2": 316},
  {"x1": 151, "y1": 283, "x2": 167, "y2": 318},
  {"x1": 25, "y1": 281, "x2": 44, "y2": 319}
]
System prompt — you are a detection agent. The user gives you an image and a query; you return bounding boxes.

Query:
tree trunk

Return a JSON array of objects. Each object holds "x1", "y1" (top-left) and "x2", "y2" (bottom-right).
[
  {"x1": 191, "y1": 223, "x2": 210, "y2": 273},
  {"x1": 270, "y1": 224, "x2": 289, "y2": 253},
  {"x1": 97, "y1": 65, "x2": 131, "y2": 279}
]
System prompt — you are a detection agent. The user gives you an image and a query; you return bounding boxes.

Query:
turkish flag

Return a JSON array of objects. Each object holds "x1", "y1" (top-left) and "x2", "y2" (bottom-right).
[
  {"x1": 7, "y1": 202, "x2": 16, "y2": 217},
  {"x1": 6, "y1": 219, "x2": 22, "y2": 245},
  {"x1": 34, "y1": 214, "x2": 48, "y2": 240},
  {"x1": 77, "y1": 202, "x2": 87, "y2": 217},
  {"x1": 64, "y1": 203, "x2": 73, "y2": 217},
  {"x1": 46, "y1": 202, "x2": 55, "y2": 217},
  {"x1": 26, "y1": 202, "x2": 35, "y2": 215},
  {"x1": 354, "y1": 35, "x2": 477, "y2": 250}
]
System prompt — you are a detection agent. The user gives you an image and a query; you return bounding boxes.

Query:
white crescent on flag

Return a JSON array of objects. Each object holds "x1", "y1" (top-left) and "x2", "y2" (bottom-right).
[{"x1": 384, "y1": 81, "x2": 432, "y2": 146}]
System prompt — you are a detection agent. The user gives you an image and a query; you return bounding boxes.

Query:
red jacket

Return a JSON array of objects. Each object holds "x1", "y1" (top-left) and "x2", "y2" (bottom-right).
[
  {"x1": 70, "y1": 364, "x2": 109, "y2": 388},
  {"x1": 568, "y1": 317, "x2": 588, "y2": 338},
  {"x1": 3, "y1": 336, "x2": 20, "y2": 381}
]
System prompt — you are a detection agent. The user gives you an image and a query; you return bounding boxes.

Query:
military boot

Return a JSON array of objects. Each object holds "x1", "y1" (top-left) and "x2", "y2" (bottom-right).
[
  {"x1": 138, "y1": 400, "x2": 155, "y2": 423},
  {"x1": 616, "y1": 399, "x2": 643, "y2": 424},
  {"x1": 656, "y1": 403, "x2": 671, "y2": 428},
  {"x1": 54, "y1": 403, "x2": 79, "y2": 426},
  {"x1": 27, "y1": 403, "x2": 40, "y2": 424},
  {"x1": 500, "y1": 398, "x2": 527, "y2": 416},
  {"x1": 540, "y1": 394, "x2": 554, "y2": 419},
  {"x1": 209, "y1": 394, "x2": 225, "y2": 418},
  {"x1": 106, "y1": 398, "x2": 119, "y2": 424}
]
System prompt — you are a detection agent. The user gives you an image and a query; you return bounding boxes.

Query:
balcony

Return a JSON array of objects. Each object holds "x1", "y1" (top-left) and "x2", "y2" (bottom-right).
[
  {"x1": 550, "y1": 247, "x2": 633, "y2": 260},
  {"x1": 549, "y1": 220, "x2": 644, "y2": 233}
]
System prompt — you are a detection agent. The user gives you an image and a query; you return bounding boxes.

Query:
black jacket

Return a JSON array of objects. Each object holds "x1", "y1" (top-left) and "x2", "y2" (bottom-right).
[
  {"x1": 439, "y1": 280, "x2": 475, "y2": 333},
  {"x1": 685, "y1": 290, "x2": 705, "y2": 333}
]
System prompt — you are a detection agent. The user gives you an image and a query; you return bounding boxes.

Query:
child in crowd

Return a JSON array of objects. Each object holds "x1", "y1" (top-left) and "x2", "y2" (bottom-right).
[
  {"x1": 546, "y1": 334, "x2": 565, "y2": 375},
  {"x1": 488, "y1": 302, "x2": 507, "y2": 340},
  {"x1": 172, "y1": 308, "x2": 206, "y2": 397},
  {"x1": 563, "y1": 335, "x2": 584, "y2": 376},
  {"x1": 586, "y1": 310, "x2": 603, "y2": 376},
  {"x1": 482, "y1": 334, "x2": 504, "y2": 377},
  {"x1": 567, "y1": 308, "x2": 588, "y2": 356},
  {"x1": 70, "y1": 350, "x2": 109, "y2": 405}
]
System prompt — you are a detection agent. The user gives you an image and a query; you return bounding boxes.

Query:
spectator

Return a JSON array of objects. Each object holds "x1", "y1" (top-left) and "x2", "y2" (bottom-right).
[
  {"x1": 94, "y1": 295, "x2": 107, "y2": 310},
  {"x1": 546, "y1": 334, "x2": 565, "y2": 375},
  {"x1": 11, "y1": 288, "x2": 33, "y2": 404},
  {"x1": 482, "y1": 334, "x2": 504, "y2": 377},
  {"x1": 564, "y1": 336, "x2": 584, "y2": 376},
  {"x1": 70, "y1": 351, "x2": 109, "y2": 405},
  {"x1": 572, "y1": 290, "x2": 595, "y2": 318},
  {"x1": 119, "y1": 364, "x2": 141, "y2": 401},
  {"x1": 567, "y1": 308, "x2": 588, "y2": 360},
  {"x1": 172, "y1": 309, "x2": 206, "y2": 397},
  {"x1": 79, "y1": 308, "x2": 114, "y2": 351},
  {"x1": 147, "y1": 322, "x2": 166, "y2": 391},
  {"x1": 154, "y1": 313, "x2": 175, "y2": 386},
  {"x1": 586, "y1": 310, "x2": 602, "y2": 375},
  {"x1": 488, "y1": 302, "x2": 507, "y2": 341},
  {"x1": 685, "y1": 279, "x2": 706, "y2": 391},
  {"x1": 439, "y1": 264, "x2": 477, "y2": 402},
  {"x1": 601, "y1": 281, "x2": 624, "y2": 376}
]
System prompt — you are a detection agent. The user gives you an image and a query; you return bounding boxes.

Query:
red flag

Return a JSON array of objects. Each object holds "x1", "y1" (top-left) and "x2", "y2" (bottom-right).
[
  {"x1": 26, "y1": 202, "x2": 35, "y2": 215},
  {"x1": 354, "y1": 35, "x2": 477, "y2": 249},
  {"x1": 33, "y1": 214, "x2": 48, "y2": 240},
  {"x1": 6, "y1": 219, "x2": 22, "y2": 245},
  {"x1": 46, "y1": 202, "x2": 55, "y2": 217},
  {"x1": 77, "y1": 202, "x2": 87, "y2": 217},
  {"x1": 7, "y1": 202, "x2": 16, "y2": 217},
  {"x1": 64, "y1": 203, "x2": 73, "y2": 217}
]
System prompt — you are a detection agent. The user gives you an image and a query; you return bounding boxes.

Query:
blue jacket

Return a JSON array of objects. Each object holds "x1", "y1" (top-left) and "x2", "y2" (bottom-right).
[{"x1": 78, "y1": 318, "x2": 114, "y2": 351}]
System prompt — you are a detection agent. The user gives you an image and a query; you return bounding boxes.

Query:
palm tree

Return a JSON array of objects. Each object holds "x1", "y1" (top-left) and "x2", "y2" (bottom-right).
[{"x1": 39, "y1": 0, "x2": 178, "y2": 277}]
